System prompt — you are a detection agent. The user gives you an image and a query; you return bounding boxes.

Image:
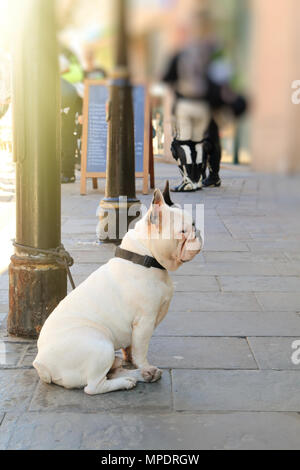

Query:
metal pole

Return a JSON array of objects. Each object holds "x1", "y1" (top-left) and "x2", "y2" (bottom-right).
[
  {"x1": 98, "y1": 0, "x2": 141, "y2": 244},
  {"x1": 8, "y1": 0, "x2": 69, "y2": 338},
  {"x1": 233, "y1": 125, "x2": 240, "y2": 165}
]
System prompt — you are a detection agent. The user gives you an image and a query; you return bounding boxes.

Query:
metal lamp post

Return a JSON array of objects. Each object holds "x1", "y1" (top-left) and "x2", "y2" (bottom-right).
[
  {"x1": 8, "y1": 0, "x2": 70, "y2": 338},
  {"x1": 97, "y1": 0, "x2": 141, "y2": 244}
]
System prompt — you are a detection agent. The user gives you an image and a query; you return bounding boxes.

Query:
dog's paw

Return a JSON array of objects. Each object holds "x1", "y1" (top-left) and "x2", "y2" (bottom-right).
[
  {"x1": 141, "y1": 366, "x2": 162, "y2": 383},
  {"x1": 122, "y1": 377, "x2": 137, "y2": 390}
]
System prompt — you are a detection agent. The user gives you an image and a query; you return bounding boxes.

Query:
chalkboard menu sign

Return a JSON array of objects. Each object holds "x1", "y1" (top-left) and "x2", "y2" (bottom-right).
[
  {"x1": 133, "y1": 85, "x2": 146, "y2": 173},
  {"x1": 86, "y1": 84, "x2": 108, "y2": 174},
  {"x1": 80, "y1": 80, "x2": 154, "y2": 195}
]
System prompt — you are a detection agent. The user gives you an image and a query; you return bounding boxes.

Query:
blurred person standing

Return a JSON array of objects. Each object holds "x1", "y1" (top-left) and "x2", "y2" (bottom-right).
[
  {"x1": 162, "y1": 7, "x2": 247, "y2": 191},
  {"x1": 60, "y1": 45, "x2": 84, "y2": 85},
  {"x1": 153, "y1": 111, "x2": 163, "y2": 152},
  {"x1": 60, "y1": 53, "x2": 83, "y2": 183},
  {"x1": 83, "y1": 48, "x2": 107, "y2": 80}
]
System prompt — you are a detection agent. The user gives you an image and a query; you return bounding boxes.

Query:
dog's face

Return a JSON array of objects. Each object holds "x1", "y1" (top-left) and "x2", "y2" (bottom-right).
[{"x1": 135, "y1": 183, "x2": 202, "y2": 271}]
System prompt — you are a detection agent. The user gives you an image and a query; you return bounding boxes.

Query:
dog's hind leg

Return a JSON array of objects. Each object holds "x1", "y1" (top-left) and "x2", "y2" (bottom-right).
[
  {"x1": 84, "y1": 339, "x2": 137, "y2": 395},
  {"x1": 33, "y1": 360, "x2": 52, "y2": 383},
  {"x1": 108, "y1": 366, "x2": 160, "y2": 383},
  {"x1": 84, "y1": 375, "x2": 137, "y2": 395}
]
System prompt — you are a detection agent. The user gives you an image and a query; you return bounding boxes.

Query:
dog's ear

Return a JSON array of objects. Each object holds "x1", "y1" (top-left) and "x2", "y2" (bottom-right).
[
  {"x1": 152, "y1": 188, "x2": 164, "y2": 207},
  {"x1": 149, "y1": 188, "x2": 164, "y2": 226},
  {"x1": 162, "y1": 180, "x2": 174, "y2": 207}
]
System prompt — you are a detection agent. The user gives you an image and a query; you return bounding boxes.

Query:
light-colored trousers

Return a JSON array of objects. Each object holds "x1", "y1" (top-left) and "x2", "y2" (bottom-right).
[{"x1": 174, "y1": 99, "x2": 210, "y2": 142}]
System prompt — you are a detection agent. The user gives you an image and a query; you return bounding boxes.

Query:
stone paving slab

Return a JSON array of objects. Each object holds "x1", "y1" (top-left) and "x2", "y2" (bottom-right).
[
  {"x1": 154, "y1": 311, "x2": 300, "y2": 337},
  {"x1": 247, "y1": 241, "x2": 300, "y2": 253},
  {"x1": 0, "y1": 341, "x2": 38, "y2": 369},
  {"x1": 148, "y1": 337, "x2": 256, "y2": 369},
  {"x1": 0, "y1": 291, "x2": 8, "y2": 304},
  {"x1": 171, "y1": 275, "x2": 219, "y2": 292},
  {"x1": 64, "y1": 239, "x2": 104, "y2": 251},
  {"x1": 2, "y1": 411, "x2": 300, "y2": 450},
  {"x1": 0, "y1": 369, "x2": 38, "y2": 412},
  {"x1": 0, "y1": 342, "x2": 28, "y2": 368},
  {"x1": 170, "y1": 292, "x2": 261, "y2": 312},
  {"x1": 61, "y1": 202, "x2": 99, "y2": 220},
  {"x1": 176, "y1": 261, "x2": 279, "y2": 276},
  {"x1": 218, "y1": 276, "x2": 300, "y2": 292},
  {"x1": 256, "y1": 293, "x2": 300, "y2": 311},
  {"x1": 21, "y1": 354, "x2": 36, "y2": 367},
  {"x1": 220, "y1": 208, "x2": 267, "y2": 217},
  {"x1": 250, "y1": 234, "x2": 290, "y2": 241},
  {"x1": 69, "y1": 263, "x2": 103, "y2": 277},
  {"x1": 222, "y1": 217, "x2": 283, "y2": 234},
  {"x1": 29, "y1": 372, "x2": 172, "y2": 413},
  {"x1": 62, "y1": 218, "x2": 98, "y2": 235},
  {"x1": 248, "y1": 337, "x2": 300, "y2": 370},
  {"x1": 285, "y1": 252, "x2": 300, "y2": 262},
  {"x1": 201, "y1": 237, "x2": 249, "y2": 252},
  {"x1": 0, "y1": 304, "x2": 8, "y2": 314},
  {"x1": 275, "y1": 263, "x2": 300, "y2": 276},
  {"x1": 204, "y1": 251, "x2": 289, "y2": 263},
  {"x1": 0, "y1": 412, "x2": 17, "y2": 450},
  {"x1": 0, "y1": 275, "x2": 8, "y2": 290},
  {"x1": 71, "y1": 249, "x2": 115, "y2": 264},
  {"x1": 201, "y1": 220, "x2": 228, "y2": 235},
  {"x1": 172, "y1": 370, "x2": 300, "y2": 411}
]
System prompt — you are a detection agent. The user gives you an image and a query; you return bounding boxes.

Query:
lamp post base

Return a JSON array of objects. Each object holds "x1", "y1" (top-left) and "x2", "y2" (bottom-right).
[
  {"x1": 8, "y1": 255, "x2": 67, "y2": 339},
  {"x1": 97, "y1": 197, "x2": 141, "y2": 245}
]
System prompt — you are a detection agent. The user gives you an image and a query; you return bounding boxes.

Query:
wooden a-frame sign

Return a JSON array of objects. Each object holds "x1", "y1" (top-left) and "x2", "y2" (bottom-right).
[{"x1": 80, "y1": 80, "x2": 154, "y2": 195}]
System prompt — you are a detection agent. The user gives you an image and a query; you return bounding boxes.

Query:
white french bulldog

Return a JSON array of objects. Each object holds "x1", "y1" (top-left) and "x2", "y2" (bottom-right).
[{"x1": 33, "y1": 183, "x2": 202, "y2": 395}]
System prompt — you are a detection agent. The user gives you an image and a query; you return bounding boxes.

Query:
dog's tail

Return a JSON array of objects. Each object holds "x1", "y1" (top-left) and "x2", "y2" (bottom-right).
[{"x1": 33, "y1": 359, "x2": 52, "y2": 383}]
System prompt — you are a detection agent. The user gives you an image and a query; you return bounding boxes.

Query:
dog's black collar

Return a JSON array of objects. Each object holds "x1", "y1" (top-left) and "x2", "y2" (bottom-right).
[{"x1": 115, "y1": 247, "x2": 166, "y2": 271}]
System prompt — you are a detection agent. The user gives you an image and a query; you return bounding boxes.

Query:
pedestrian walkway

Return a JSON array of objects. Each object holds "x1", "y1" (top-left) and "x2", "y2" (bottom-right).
[{"x1": 1, "y1": 162, "x2": 300, "y2": 450}]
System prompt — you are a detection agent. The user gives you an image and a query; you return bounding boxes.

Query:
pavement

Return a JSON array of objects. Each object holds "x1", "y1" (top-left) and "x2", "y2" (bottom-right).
[{"x1": 1, "y1": 158, "x2": 300, "y2": 450}]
